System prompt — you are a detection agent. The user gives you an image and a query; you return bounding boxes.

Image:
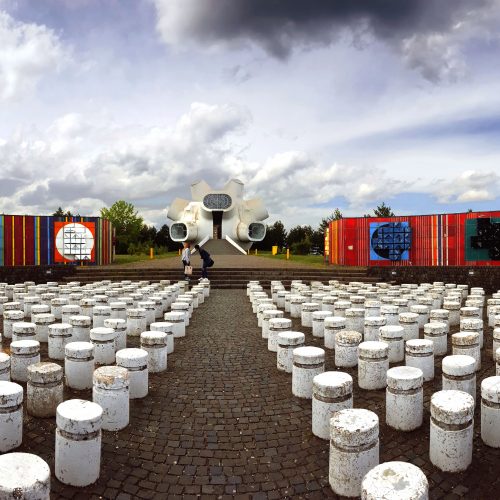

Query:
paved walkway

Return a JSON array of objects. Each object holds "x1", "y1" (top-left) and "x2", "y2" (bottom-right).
[{"x1": 3, "y1": 289, "x2": 500, "y2": 498}]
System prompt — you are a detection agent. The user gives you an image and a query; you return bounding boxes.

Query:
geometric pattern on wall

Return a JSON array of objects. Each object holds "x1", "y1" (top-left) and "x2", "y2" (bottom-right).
[
  {"x1": 370, "y1": 222, "x2": 412, "y2": 261},
  {"x1": 54, "y1": 222, "x2": 95, "y2": 263},
  {"x1": 465, "y1": 217, "x2": 500, "y2": 261}
]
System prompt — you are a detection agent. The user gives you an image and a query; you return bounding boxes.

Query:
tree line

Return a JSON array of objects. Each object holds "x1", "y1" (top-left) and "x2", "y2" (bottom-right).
[{"x1": 53, "y1": 201, "x2": 396, "y2": 256}]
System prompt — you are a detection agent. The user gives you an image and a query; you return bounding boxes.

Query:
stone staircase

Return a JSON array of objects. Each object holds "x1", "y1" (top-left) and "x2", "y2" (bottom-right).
[{"x1": 63, "y1": 266, "x2": 381, "y2": 288}]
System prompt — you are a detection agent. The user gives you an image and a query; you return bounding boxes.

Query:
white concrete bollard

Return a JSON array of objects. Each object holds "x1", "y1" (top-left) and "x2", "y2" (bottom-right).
[
  {"x1": 65, "y1": 342, "x2": 95, "y2": 390},
  {"x1": 141, "y1": 331, "x2": 167, "y2": 373},
  {"x1": 379, "y1": 325, "x2": 405, "y2": 363},
  {"x1": 268, "y1": 318, "x2": 292, "y2": 353},
  {"x1": 312, "y1": 311, "x2": 333, "y2": 338},
  {"x1": 30, "y1": 304, "x2": 50, "y2": 322},
  {"x1": 364, "y1": 300, "x2": 381, "y2": 318},
  {"x1": 292, "y1": 346, "x2": 325, "y2": 398},
  {"x1": 171, "y1": 302, "x2": 190, "y2": 327},
  {"x1": 386, "y1": 366, "x2": 423, "y2": 431},
  {"x1": 0, "y1": 381, "x2": 23, "y2": 452},
  {"x1": 460, "y1": 317, "x2": 484, "y2": 349},
  {"x1": 430, "y1": 309, "x2": 450, "y2": 334},
  {"x1": 257, "y1": 301, "x2": 275, "y2": 327},
  {"x1": 27, "y1": 362, "x2": 63, "y2": 417},
  {"x1": 301, "y1": 302, "x2": 320, "y2": 328},
  {"x1": 92, "y1": 305, "x2": 111, "y2": 328},
  {"x1": 493, "y1": 330, "x2": 500, "y2": 362},
  {"x1": 48, "y1": 323, "x2": 72, "y2": 360},
  {"x1": 104, "y1": 318, "x2": 127, "y2": 351},
  {"x1": 69, "y1": 315, "x2": 91, "y2": 343},
  {"x1": 443, "y1": 301, "x2": 461, "y2": 327},
  {"x1": 329, "y1": 409, "x2": 379, "y2": 498},
  {"x1": 398, "y1": 312, "x2": 419, "y2": 341},
  {"x1": 10, "y1": 340, "x2": 40, "y2": 383},
  {"x1": 358, "y1": 341, "x2": 389, "y2": 390},
  {"x1": 361, "y1": 461, "x2": 428, "y2": 500},
  {"x1": 3, "y1": 310, "x2": 24, "y2": 340},
  {"x1": 430, "y1": 390, "x2": 474, "y2": 472},
  {"x1": 410, "y1": 304, "x2": 429, "y2": 329},
  {"x1": 126, "y1": 308, "x2": 147, "y2": 337},
  {"x1": 277, "y1": 331, "x2": 305, "y2": 373},
  {"x1": 116, "y1": 348, "x2": 149, "y2": 399},
  {"x1": 12, "y1": 321, "x2": 36, "y2": 342},
  {"x1": 110, "y1": 301, "x2": 127, "y2": 321},
  {"x1": 335, "y1": 330, "x2": 362, "y2": 368},
  {"x1": 324, "y1": 316, "x2": 346, "y2": 350},
  {"x1": 0, "y1": 452, "x2": 50, "y2": 498},
  {"x1": 290, "y1": 295, "x2": 306, "y2": 319},
  {"x1": 79, "y1": 298, "x2": 95, "y2": 318},
  {"x1": 33, "y1": 313, "x2": 56, "y2": 343},
  {"x1": 363, "y1": 317, "x2": 386, "y2": 342},
  {"x1": 380, "y1": 305, "x2": 399, "y2": 327},
  {"x1": 312, "y1": 371, "x2": 353, "y2": 439},
  {"x1": 405, "y1": 339, "x2": 434, "y2": 382},
  {"x1": 55, "y1": 399, "x2": 102, "y2": 486},
  {"x1": 452, "y1": 332, "x2": 480, "y2": 371},
  {"x1": 163, "y1": 311, "x2": 185, "y2": 338},
  {"x1": 481, "y1": 376, "x2": 500, "y2": 448},
  {"x1": 0, "y1": 353, "x2": 10, "y2": 381},
  {"x1": 60, "y1": 305, "x2": 80, "y2": 326},
  {"x1": 93, "y1": 366, "x2": 129, "y2": 430},
  {"x1": 150, "y1": 322, "x2": 174, "y2": 354},
  {"x1": 262, "y1": 309, "x2": 284, "y2": 339},
  {"x1": 90, "y1": 327, "x2": 116, "y2": 365},
  {"x1": 345, "y1": 308, "x2": 365, "y2": 333},
  {"x1": 423, "y1": 322, "x2": 448, "y2": 356},
  {"x1": 23, "y1": 296, "x2": 40, "y2": 319},
  {"x1": 442, "y1": 355, "x2": 476, "y2": 401}
]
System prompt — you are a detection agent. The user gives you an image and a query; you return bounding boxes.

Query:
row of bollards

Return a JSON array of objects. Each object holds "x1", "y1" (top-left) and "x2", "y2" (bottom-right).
[
  {"x1": 249, "y1": 278, "x2": 500, "y2": 498},
  {"x1": 0, "y1": 277, "x2": 210, "y2": 495}
]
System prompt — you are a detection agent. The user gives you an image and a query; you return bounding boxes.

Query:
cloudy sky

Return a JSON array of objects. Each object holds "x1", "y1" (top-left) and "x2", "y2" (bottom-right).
[{"x1": 0, "y1": 0, "x2": 499, "y2": 228}]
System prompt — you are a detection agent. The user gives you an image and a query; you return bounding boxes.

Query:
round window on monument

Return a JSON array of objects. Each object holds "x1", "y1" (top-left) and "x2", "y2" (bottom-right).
[
  {"x1": 170, "y1": 223, "x2": 188, "y2": 240},
  {"x1": 203, "y1": 194, "x2": 232, "y2": 210},
  {"x1": 249, "y1": 223, "x2": 266, "y2": 241}
]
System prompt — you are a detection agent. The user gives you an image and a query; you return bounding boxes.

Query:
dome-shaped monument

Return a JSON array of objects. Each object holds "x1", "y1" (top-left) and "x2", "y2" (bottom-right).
[{"x1": 167, "y1": 179, "x2": 269, "y2": 252}]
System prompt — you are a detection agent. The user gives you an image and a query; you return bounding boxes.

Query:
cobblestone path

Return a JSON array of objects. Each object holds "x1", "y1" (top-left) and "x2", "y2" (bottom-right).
[{"x1": 4, "y1": 288, "x2": 500, "y2": 499}]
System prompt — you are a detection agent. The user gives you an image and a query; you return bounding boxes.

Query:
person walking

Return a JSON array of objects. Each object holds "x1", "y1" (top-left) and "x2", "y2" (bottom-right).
[
  {"x1": 194, "y1": 244, "x2": 213, "y2": 280},
  {"x1": 181, "y1": 242, "x2": 191, "y2": 281}
]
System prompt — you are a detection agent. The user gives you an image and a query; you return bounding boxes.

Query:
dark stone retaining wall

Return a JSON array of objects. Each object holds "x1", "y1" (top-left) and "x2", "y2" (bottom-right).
[
  {"x1": 0, "y1": 265, "x2": 76, "y2": 284},
  {"x1": 369, "y1": 266, "x2": 500, "y2": 294}
]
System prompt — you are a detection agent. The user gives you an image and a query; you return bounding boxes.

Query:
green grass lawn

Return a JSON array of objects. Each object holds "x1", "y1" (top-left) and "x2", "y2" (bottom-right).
[
  {"x1": 112, "y1": 252, "x2": 179, "y2": 265},
  {"x1": 251, "y1": 250, "x2": 330, "y2": 267}
]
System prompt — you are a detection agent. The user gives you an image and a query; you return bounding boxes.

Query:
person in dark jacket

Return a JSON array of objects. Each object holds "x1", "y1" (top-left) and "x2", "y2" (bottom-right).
[{"x1": 194, "y1": 244, "x2": 213, "y2": 279}]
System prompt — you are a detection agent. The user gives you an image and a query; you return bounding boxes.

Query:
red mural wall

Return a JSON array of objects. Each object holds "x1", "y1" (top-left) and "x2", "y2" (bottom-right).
[{"x1": 328, "y1": 210, "x2": 500, "y2": 267}]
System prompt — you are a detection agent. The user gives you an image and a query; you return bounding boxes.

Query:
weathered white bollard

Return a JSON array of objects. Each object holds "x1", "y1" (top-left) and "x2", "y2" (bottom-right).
[
  {"x1": 171, "y1": 301, "x2": 190, "y2": 327},
  {"x1": 268, "y1": 318, "x2": 292, "y2": 353},
  {"x1": 358, "y1": 341, "x2": 389, "y2": 390},
  {"x1": 90, "y1": 327, "x2": 117, "y2": 365},
  {"x1": 301, "y1": 302, "x2": 320, "y2": 328},
  {"x1": 70, "y1": 315, "x2": 92, "y2": 342},
  {"x1": 310, "y1": 310, "x2": 332, "y2": 338},
  {"x1": 452, "y1": 332, "x2": 480, "y2": 371},
  {"x1": 10, "y1": 340, "x2": 40, "y2": 383},
  {"x1": 116, "y1": 348, "x2": 149, "y2": 399},
  {"x1": 443, "y1": 301, "x2": 461, "y2": 327},
  {"x1": 324, "y1": 316, "x2": 346, "y2": 349},
  {"x1": 48, "y1": 323, "x2": 72, "y2": 360},
  {"x1": 364, "y1": 300, "x2": 381, "y2": 318},
  {"x1": 277, "y1": 331, "x2": 305, "y2": 373},
  {"x1": 493, "y1": 330, "x2": 500, "y2": 362},
  {"x1": 329, "y1": 409, "x2": 379, "y2": 498},
  {"x1": 361, "y1": 461, "x2": 428, "y2": 500},
  {"x1": 3, "y1": 310, "x2": 24, "y2": 339},
  {"x1": 150, "y1": 321, "x2": 175, "y2": 354},
  {"x1": 460, "y1": 317, "x2": 484, "y2": 349},
  {"x1": 398, "y1": 312, "x2": 419, "y2": 341},
  {"x1": 442, "y1": 355, "x2": 476, "y2": 401},
  {"x1": 257, "y1": 301, "x2": 275, "y2": 327},
  {"x1": 405, "y1": 339, "x2": 434, "y2": 382},
  {"x1": 12, "y1": 321, "x2": 36, "y2": 342},
  {"x1": 430, "y1": 390, "x2": 474, "y2": 472},
  {"x1": 33, "y1": 313, "x2": 55, "y2": 343},
  {"x1": 163, "y1": 311, "x2": 185, "y2": 338},
  {"x1": 379, "y1": 325, "x2": 404, "y2": 363},
  {"x1": 92, "y1": 305, "x2": 111, "y2": 328},
  {"x1": 262, "y1": 309, "x2": 284, "y2": 339},
  {"x1": 380, "y1": 305, "x2": 399, "y2": 326},
  {"x1": 410, "y1": 304, "x2": 429, "y2": 329},
  {"x1": 23, "y1": 296, "x2": 40, "y2": 319},
  {"x1": 345, "y1": 308, "x2": 365, "y2": 333},
  {"x1": 430, "y1": 308, "x2": 450, "y2": 334},
  {"x1": 141, "y1": 331, "x2": 167, "y2": 373},
  {"x1": 27, "y1": 362, "x2": 63, "y2": 417},
  {"x1": 292, "y1": 346, "x2": 325, "y2": 398},
  {"x1": 290, "y1": 295, "x2": 306, "y2": 319},
  {"x1": 481, "y1": 376, "x2": 500, "y2": 448},
  {"x1": 335, "y1": 330, "x2": 362, "y2": 368},
  {"x1": 30, "y1": 304, "x2": 50, "y2": 322},
  {"x1": 386, "y1": 366, "x2": 423, "y2": 431},
  {"x1": 65, "y1": 342, "x2": 95, "y2": 390},
  {"x1": 363, "y1": 317, "x2": 386, "y2": 342},
  {"x1": 312, "y1": 371, "x2": 353, "y2": 439},
  {"x1": 55, "y1": 399, "x2": 102, "y2": 486},
  {"x1": 79, "y1": 298, "x2": 95, "y2": 318},
  {"x1": 110, "y1": 301, "x2": 127, "y2": 321},
  {"x1": 0, "y1": 452, "x2": 50, "y2": 499},
  {"x1": 0, "y1": 381, "x2": 23, "y2": 452},
  {"x1": 423, "y1": 322, "x2": 447, "y2": 356},
  {"x1": 0, "y1": 353, "x2": 10, "y2": 381},
  {"x1": 93, "y1": 366, "x2": 129, "y2": 430},
  {"x1": 103, "y1": 318, "x2": 127, "y2": 351}
]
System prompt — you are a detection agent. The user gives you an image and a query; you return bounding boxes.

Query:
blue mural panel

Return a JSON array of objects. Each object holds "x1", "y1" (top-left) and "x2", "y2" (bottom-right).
[{"x1": 370, "y1": 222, "x2": 411, "y2": 261}]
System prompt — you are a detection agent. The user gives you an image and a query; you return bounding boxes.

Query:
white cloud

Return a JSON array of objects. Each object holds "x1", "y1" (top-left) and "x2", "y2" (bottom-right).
[
  {"x1": 0, "y1": 9, "x2": 70, "y2": 101},
  {"x1": 432, "y1": 170, "x2": 500, "y2": 203}
]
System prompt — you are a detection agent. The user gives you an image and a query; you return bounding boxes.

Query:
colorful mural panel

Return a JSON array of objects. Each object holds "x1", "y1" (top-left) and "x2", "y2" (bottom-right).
[
  {"x1": 329, "y1": 210, "x2": 500, "y2": 267},
  {"x1": 54, "y1": 222, "x2": 96, "y2": 263},
  {"x1": 0, "y1": 215, "x2": 113, "y2": 267}
]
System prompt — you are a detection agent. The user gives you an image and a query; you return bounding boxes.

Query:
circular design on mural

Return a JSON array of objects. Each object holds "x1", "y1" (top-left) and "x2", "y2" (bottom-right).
[
  {"x1": 203, "y1": 193, "x2": 232, "y2": 210},
  {"x1": 55, "y1": 223, "x2": 95, "y2": 261},
  {"x1": 371, "y1": 222, "x2": 411, "y2": 261}
]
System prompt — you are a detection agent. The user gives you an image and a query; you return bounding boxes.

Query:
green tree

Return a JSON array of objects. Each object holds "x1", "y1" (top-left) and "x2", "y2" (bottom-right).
[
  {"x1": 155, "y1": 224, "x2": 176, "y2": 251},
  {"x1": 319, "y1": 208, "x2": 343, "y2": 232},
  {"x1": 267, "y1": 220, "x2": 288, "y2": 249},
  {"x1": 101, "y1": 201, "x2": 143, "y2": 254},
  {"x1": 369, "y1": 202, "x2": 395, "y2": 218},
  {"x1": 53, "y1": 207, "x2": 73, "y2": 217},
  {"x1": 287, "y1": 225, "x2": 313, "y2": 248}
]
